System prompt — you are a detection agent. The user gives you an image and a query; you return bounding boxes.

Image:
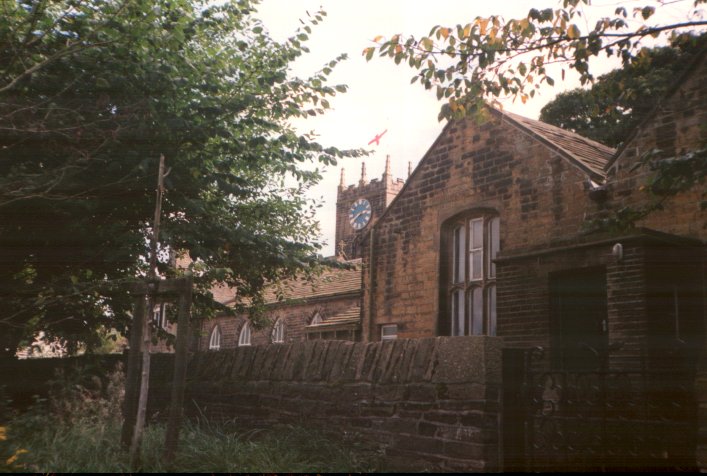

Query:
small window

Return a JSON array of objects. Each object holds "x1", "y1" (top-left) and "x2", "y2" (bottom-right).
[
  {"x1": 271, "y1": 318, "x2": 285, "y2": 343},
  {"x1": 208, "y1": 325, "x2": 221, "y2": 350},
  {"x1": 152, "y1": 303, "x2": 167, "y2": 329},
  {"x1": 381, "y1": 324, "x2": 398, "y2": 340},
  {"x1": 310, "y1": 312, "x2": 323, "y2": 325},
  {"x1": 238, "y1": 322, "x2": 251, "y2": 346}
]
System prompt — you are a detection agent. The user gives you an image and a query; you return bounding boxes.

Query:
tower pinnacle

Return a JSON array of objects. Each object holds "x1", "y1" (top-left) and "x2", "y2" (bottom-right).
[{"x1": 383, "y1": 154, "x2": 391, "y2": 182}]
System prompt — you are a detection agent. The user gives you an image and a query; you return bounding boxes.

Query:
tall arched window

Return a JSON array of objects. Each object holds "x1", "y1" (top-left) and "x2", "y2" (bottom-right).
[
  {"x1": 271, "y1": 318, "x2": 285, "y2": 343},
  {"x1": 208, "y1": 325, "x2": 222, "y2": 350},
  {"x1": 238, "y1": 321, "x2": 251, "y2": 347},
  {"x1": 440, "y1": 212, "x2": 500, "y2": 336}
]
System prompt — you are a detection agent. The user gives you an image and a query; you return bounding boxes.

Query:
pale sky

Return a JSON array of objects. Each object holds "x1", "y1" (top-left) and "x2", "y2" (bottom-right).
[{"x1": 255, "y1": 0, "x2": 704, "y2": 256}]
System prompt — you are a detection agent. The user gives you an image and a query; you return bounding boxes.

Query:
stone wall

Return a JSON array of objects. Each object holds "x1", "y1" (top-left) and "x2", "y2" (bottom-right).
[
  {"x1": 361, "y1": 116, "x2": 603, "y2": 342},
  {"x1": 151, "y1": 336, "x2": 503, "y2": 472},
  {"x1": 606, "y1": 51, "x2": 706, "y2": 241}
]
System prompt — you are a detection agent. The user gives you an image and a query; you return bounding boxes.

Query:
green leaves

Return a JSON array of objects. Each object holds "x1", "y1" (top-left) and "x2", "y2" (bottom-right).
[
  {"x1": 540, "y1": 34, "x2": 706, "y2": 147},
  {"x1": 0, "y1": 0, "x2": 360, "y2": 354},
  {"x1": 368, "y1": 2, "x2": 707, "y2": 121}
]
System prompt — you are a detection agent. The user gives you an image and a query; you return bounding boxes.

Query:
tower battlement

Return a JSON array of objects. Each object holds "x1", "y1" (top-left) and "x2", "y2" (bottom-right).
[{"x1": 335, "y1": 155, "x2": 407, "y2": 259}]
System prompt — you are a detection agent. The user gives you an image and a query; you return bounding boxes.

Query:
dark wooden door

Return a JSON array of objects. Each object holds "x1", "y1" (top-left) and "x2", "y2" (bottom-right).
[{"x1": 551, "y1": 268, "x2": 608, "y2": 371}]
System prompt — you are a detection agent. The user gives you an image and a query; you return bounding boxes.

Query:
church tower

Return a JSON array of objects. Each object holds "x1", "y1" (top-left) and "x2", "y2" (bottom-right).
[{"x1": 335, "y1": 155, "x2": 406, "y2": 259}]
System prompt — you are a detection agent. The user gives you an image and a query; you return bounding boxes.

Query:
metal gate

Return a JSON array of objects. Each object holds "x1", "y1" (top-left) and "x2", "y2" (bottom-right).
[{"x1": 503, "y1": 347, "x2": 698, "y2": 472}]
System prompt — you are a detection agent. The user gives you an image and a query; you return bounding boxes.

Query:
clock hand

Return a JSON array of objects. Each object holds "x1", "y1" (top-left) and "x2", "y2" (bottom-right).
[{"x1": 354, "y1": 210, "x2": 370, "y2": 222}]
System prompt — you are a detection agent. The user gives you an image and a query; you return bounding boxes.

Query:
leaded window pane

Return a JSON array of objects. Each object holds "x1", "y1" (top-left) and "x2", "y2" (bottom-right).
[
  {"x1": 239, "y1": 322, "x2": 251, "y2": 346},
  {"x1": 471, "y1": 218, "x2": 483, "y2": 248},
  {"x1": 272, "y1": 319, "x2": 285, "y2": 343},
  {"x1": 471, "y1": 250, "x2": 482, "y2": 280},
  {"x1": 452, "y1": 290, "x2": 464, "y2": 336},
  {"x1": 488, "y1": 216, "x2": 500, "y2": 279},
  {"x1": 209, "y1": 326, "x2": 221, "y2": 350},
  {"x1": 471, "y1": 287, "x2": 483, "y2": 335},
  {"x1": 470, "y1": 218, "x2": 484, "y2": 280},
  {"x1": 453, "y1": 226, "x2": 465, "y2": 283},
  {"x1": 488, "y1": 285, "x2": 497, "y2": 337}
]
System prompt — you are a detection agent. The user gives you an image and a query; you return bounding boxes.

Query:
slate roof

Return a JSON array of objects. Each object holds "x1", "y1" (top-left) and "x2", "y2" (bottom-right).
[
  {"x1": 214, "y1": 259, "x2": 362, "y2": 307},
  {"x1": 305, "y1": 304, "x2": 361, "y2": 330},
  {"x1": 262, "y1": 259, "x2": 362, "y2": 304},
  {"x1": 494, "y1": 109, "x2": 616, "y2": 182}
]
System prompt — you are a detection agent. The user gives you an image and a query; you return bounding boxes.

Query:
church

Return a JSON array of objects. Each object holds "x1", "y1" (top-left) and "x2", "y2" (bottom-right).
[
  {"x1": 180, "y1": 48, "x2": 707, "y2": 471},
  {"x1": 196, "y1": 49, "x2": 705, "y2": 376}
]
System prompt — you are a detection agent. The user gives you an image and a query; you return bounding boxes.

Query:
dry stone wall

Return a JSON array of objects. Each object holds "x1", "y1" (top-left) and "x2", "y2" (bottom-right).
[{"x1": 151, "y1": 336, "x2": 503, "y2": 472}]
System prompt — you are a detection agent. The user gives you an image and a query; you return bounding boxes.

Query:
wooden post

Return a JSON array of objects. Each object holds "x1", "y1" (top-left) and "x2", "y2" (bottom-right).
[
  {"x1": 121, "y1": 291, "x2": 146, "y2": 448},
  {"x1": 128, "y1": 154, "x2": 166, "y2": 468},
  {"x1": 163, "y1": 272, "x2": 193, "y2": 462},
  {"x1": 129, "y1": 285, "x2": 154, "y2": 467}
]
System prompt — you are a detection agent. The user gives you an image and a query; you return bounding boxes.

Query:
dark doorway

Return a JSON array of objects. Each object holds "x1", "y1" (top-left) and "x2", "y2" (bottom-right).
[{"x1": 550, "y1": 268, "x2": 608, "y2": 371}]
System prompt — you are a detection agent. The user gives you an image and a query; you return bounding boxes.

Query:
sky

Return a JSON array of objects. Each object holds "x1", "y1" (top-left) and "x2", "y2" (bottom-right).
[{"x1": 254, "y1": 0, "x2": 704, "y2": 256}]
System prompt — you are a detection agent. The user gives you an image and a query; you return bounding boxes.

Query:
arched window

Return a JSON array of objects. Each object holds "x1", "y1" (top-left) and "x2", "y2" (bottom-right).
[
  {"x1": 440, "y1": 212, "x2": 500, "y2": 336},
  {"x1": 271, "y1": 318, "x2": 285, "y2": 343},
  {"x1": 310, "y1": 311, "x2": 323, "y2": 325},
  {"x1": 238, "y1": 321, "x2": 251, "y2": 346},
  {"x1": 208, "y1": 325, "x2": 221, "y2": 350},
  {"x1": 152, "y1": 303, "x2": 167, "y2": 329}
]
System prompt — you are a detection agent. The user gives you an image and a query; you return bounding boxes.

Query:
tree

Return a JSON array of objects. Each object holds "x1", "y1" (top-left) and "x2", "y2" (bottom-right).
[
  {"x1": 0, "y1": 0, "x2": 360, "y2": 356},
  {"x1": 539, "y1": 33, "x2": 707, "y2": 147},
  {"x1": 365, "y1": 0, "x2": 706, "y2": 120}
]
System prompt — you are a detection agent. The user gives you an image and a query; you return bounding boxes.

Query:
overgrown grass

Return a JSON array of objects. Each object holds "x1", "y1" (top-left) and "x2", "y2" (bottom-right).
[
  {"x1": 2, "y1": 416, "x2": 383, "y2": 473},
  {"x1": 0, "y1": 364, "x2": 384, "y2": 473}
]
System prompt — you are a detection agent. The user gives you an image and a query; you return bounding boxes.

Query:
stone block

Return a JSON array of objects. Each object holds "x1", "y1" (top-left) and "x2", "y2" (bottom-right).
[
  {"x1": 326, "y1": 340, "x2": 354, "y2": 382},
  {"x1": 443, "y1": 440, "x2": 485, "y2": 461},
  {"x1": 417, "y1": 420, "x2": 438, "y2": 437},
  {"x1": 358, "y1": 342, "x2": 381, "y2": 381},
  {"x1": 423, "y1": 410, "x2": 458, "y2": 425},
  {"x1": 395, "y1": 434, "x2": 444, "y2": 456},
  {"x1": 406, "y1": 383, "x2": 437, "y2": 402},
  {"x1": 380, "y1": 339, "x2": 410, "y2": 384},
  {"x1": 431, "y1": 336, "x2": 503, "y2": 384},
  {"x1": 341, "y1": 342, "x2": 366, "y2": 381},
  {"x1": 382, "y1": 417, "x2": 418, "y2": 435},
  {"x1": 375, "y1": 384, "x2": 406, "y2": 402}
]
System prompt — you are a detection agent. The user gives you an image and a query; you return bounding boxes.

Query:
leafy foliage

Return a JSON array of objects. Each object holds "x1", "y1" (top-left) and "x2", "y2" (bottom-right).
[
  {"x1": 364, "y1": 0, "x2": 707, "y2": 120},
  {"x1": 366, "y1": 0, "x2": 706, "y2": 234},
  {"x1": 0, "y1": 0, "x2": 361, "y2": 355},
  {"x1": 540, "y1": 33, "x2": 707, "y2": 147}
]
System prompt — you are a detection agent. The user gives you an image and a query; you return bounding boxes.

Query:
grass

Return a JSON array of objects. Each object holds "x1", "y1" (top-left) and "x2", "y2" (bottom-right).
[
  {"x1": 2, "y1": 416, "x2": 383, "y2": 473},
  {"x1": 0, "y1": 364, "x2": 384, "y2": 473}
]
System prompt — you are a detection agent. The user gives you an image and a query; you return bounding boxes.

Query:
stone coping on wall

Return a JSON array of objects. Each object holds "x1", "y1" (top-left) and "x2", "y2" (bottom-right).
[{"x1": 186, "y1": 336, "x2": 502, "y2": 386}]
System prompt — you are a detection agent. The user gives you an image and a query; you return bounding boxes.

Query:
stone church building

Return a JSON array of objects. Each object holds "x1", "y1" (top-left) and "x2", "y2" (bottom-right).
[
  {"x1": 197, "y1": 50, "x2": 705, "y2": 370},
  {"x1": 182, "y1": 48, "x2": 707, "y2": 470}
]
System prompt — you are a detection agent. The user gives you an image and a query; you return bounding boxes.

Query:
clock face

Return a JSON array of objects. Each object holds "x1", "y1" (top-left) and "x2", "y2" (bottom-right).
[{"x1": 349, "y1": 198, "x2": 372, "y2": 230}]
